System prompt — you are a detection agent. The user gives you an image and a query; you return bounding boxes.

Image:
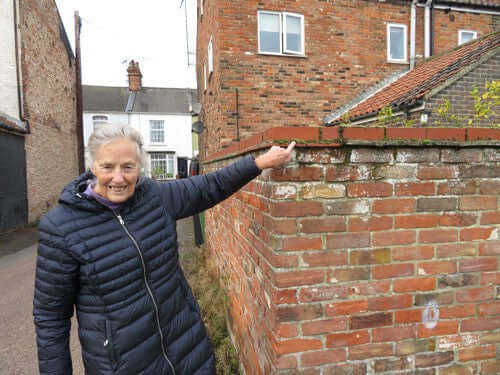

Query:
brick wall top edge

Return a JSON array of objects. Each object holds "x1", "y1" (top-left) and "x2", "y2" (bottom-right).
[{"x1": 203, "y1": 126, "x2": 500, "y2": 164}]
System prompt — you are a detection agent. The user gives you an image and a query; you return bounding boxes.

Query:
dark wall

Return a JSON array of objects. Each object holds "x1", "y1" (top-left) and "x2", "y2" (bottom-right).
[{"x1": 0, "y1": 132, "x2": 27, "y2": 233}]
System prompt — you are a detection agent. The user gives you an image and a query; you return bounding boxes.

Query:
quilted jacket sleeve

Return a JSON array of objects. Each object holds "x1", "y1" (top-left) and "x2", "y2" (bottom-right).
[
  {"x1": 33, "y1": 214, "x2": 78, "y2": 375},
  {"x1": 161, "y1": 155, "x2": 262, "y2": 219}
]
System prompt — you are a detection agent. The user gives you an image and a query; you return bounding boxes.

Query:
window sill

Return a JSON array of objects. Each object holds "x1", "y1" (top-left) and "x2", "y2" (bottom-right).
[
  {"x1": 258, "y1": 52, "x2": 307, "y2": 58},
  {"x1": 387, "y1": 59, "x2": 409, "y2": 65}
]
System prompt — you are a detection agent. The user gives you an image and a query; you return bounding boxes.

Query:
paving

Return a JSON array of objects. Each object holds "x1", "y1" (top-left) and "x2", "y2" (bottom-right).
[{"x1": 0, "y1": 217, "x2": 197, "y2": 375}]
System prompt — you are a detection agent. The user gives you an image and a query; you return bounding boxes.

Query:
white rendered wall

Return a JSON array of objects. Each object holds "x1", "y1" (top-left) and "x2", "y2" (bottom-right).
[{"x1": 0, "y1": 0, "x2": 20, "y2": 119}]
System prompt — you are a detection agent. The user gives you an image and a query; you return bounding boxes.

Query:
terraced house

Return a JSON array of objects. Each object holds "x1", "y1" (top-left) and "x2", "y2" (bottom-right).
[{"x1": 197, "y1": 1, "x2": 500, "y2": 374}]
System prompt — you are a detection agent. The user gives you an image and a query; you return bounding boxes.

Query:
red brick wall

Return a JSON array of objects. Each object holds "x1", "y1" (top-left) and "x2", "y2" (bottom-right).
[
  {"x1": 197, "y1": 1, "x2": 498, "y2": 157},
  {"x1": 204, "y1": 127, "x2": 500, "y2": 375},
  {"x1": 20, "y1": 0, "x2": 79, "y2": 222}
]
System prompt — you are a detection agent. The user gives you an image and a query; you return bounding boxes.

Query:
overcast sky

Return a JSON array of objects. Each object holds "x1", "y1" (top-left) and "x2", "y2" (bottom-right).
[{"x1": 55, "y1": 0, "x2": 198, "y2": 88}]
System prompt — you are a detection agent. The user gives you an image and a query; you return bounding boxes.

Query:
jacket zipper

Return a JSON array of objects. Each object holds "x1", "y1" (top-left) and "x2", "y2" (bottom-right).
[{"x1": 115, "y1": 213, "x2": 176, "y2": 375}]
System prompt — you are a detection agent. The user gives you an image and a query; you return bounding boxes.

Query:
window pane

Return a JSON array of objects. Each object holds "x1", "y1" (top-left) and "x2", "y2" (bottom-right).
[
  {"x1": 150, "y1": 120, "x2": 164, "y2": 143},
  {"x1": 150, "y1": 153, "x2": 167, "y2": 179},
  {"x1": 390, "y1": 27, "x2": 404, "y2": 60},
  {"x1": 285, "y1": 15, "x2": 301, "y2": 53},
  {"x1": 460, "y1": 32, "x2": 475, "y2": 45},
  {"x1": 259, "y1": 13, "x2": 280, "y2": 53}
]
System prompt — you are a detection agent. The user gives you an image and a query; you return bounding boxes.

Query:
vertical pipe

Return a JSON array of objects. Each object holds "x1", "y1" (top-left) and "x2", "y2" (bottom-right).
[
  {"x1": 75, "y1": 11, "x2": 85, "y2": 173},
  {"x1": 410, "y1": 0, "x2": 417, "y2": 69},
  {"x1": 424, "y1": 1, "x2": 431, "y2": 58},
  {"x1": 235, "y1": 88, "x2": 240, "y2": 142}
]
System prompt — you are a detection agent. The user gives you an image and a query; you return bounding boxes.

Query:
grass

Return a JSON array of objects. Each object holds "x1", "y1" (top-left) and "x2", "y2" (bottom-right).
[{"x1": 180, "y1": 246, "x2": 241, "y2": 375}]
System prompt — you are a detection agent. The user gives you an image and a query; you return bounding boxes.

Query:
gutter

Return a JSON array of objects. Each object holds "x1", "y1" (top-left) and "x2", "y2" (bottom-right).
[{"x1": 417, "y1": 3, "x2": 500, "y2": 16}]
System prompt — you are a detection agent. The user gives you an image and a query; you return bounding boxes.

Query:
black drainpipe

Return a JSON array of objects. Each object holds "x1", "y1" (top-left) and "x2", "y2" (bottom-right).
[
  {"x1": 430, "y1": 0, "x2": 434, "y2": 56},
  {"x1": 235, "y1": 88, "x2": 240, "y2": 142}
]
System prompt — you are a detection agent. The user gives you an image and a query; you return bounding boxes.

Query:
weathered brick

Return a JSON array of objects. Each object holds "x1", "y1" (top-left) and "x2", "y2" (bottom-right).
[
  {"x1": 441, "y1": 149, "x2": 483, "y2": 163},
  {"x1": 299, "y1": 285, "x2": 347, "y2": 302},
  {"x1": 296, "y1": 149, "x2": 346, "y2": 164},
  {"x1": 323, "y1": 363, "x2": 366, "y2": 375},
  {"x1": 480, "y1": 331, "x2": 500, "y2": 344},
  {"x1": 373, "y1": 198, "x2": 416, "y2": 214},
  {"x1": 347, "y1": 280, "x2": 391, "y2": 296},
  {"x1": 271, "y1": 201, "x2": 324, "y2": 217},
  {"x1": 272, "y1": 184, "x2": 298, "y2": 200},
  {"x1": 282, "y1": 236, "x2": 322, "y2": 251},
  {"x1": 325, "y1": 165, "x2": 371, "y2": 182},
  {"x1": 396, "y1": 149, "x2": 440, "y2": 163},
  {"x1": 328, "y1": 267, "x2": 370, "y2": 283},
  {"x1": 396, "y1": 338, "x2": 435, "y2": 355},
  {"x1": 368, "y1": 294, "x2": 412, "y2": 311},
  {"x1": 460, "y1": 227, "x2": 496, "y2": 241},
  {"x1": 374, "y1": 357, "x2": 411, "y2": 372},
  {"x1": 373, "y1": 263, "x2": 414, "y2": 279},
  {"x1": 481, "y1": 211, "x2": 500, "y2": 224},
  {"x1": 347, "y1": 182, "x2": 392, "y2": 197},
  {"x1": 461, "y1": 317, "x2": 500, "y2": 332},
  {"x1": 301, "y1": 217, "x2": 346, "y2": 233},
  {"x1": 419, "y1": 229, "x2": 458, "y2": 244},
  {"x1": 479, "y1": 180, "x2": 500, "y2": 195},
  {"x1": 272, "y1": 338, "x2": 323, "y2": 355},
  {"x1": 478, "y1": 301, "x2": 500, "y2": 316},
  {"x1": 481, "y1": 360, "x2": 500, "y2": 375},
  {"x1": 418, "y1": 261, "x2": 457, "y2": 275},
  {"x1": 302, "y1": 251, "x2": 348, "y2": 267},
  {"x1": 418, "y1": 322, "x2": 458, "y2": 338},
  {"x1": 438, "y1": 274, "x2": 479, "y2": 289},
  {"x1": 459, "y1": 196, "x2": 498, "y2": 211},
  {"x1": 459, "y1": 165, "x2": 500, "y2": 178},
  {"x1": 326, "y1": 232, "x2": 370, "y2": 249},
  {"x1": 350, "y1": 248, "x2": 391, "y2": 265},
  {"x1": 394, "y1": 278, "x2": 436, "y2": 292},
  {"x1": 437, "y1": 243, "x2": 477, "y2": 258},
  {"x1": 372, "y1": 326, "x2": 415, "y2": 343},
  {"x1": 392, "y1": 246, "x2": 435, "y2": 261},
  {"x1": 373, "y1": 230, "x2": 416, "y2": 246},
  {"x1": 415, "y1": 351, "x2": 454, "y2": 367},
  {"x1": 277, "y1": 304, "x2": 323, "y2": 323},
  {"x1": 275, "y1": 269, "x2": 325, "y2": 288},
  {"x1": 418, "y1": 166, "x2": 459, "y2": 180},
  {"x1": 325, "y1": 200, "x2": 370, "y2": 215},
  {"x1": 277, "y1": 323, "x2": 299, "y2": 338},
  {"x1": 270, "y1": 166, "x2": 323, "y2": 181},
  {"x1": 439, "y1": 213, "x2": 477, "y2": 227},
  {"x1": 350, "y1": 149, "x2": 393, "y2": 163},
  {"x1": 439, "y1": 304, "x2": 476, "y2": 319},
  {"x1": 460, "y1": 258, "x2": 498, "y2": 273},
  {"x1": 348, "y1": 216, "x2": 392, "y2": 232},
  {"x1": 459, "y1": 345, "x2": 496, "y2": 361},
  {"x1": 302, "y1": 318, "x2": 348, "y2": 336},
  {"x1": 395, "y1": 182, "x2": 435, "y2": 196},
  {"x1": 350, "y1": 312, "x2": 392, "y2": 329},
  {"x1": 326, "y1": 331, "x2": 370, "y2": 347},
  {"x1": 325, "y1": 300, "x2": 368, "y2": 316},
  {"x1": 438, "y1": 180, "x2": 476, "y2": 195},
  {"x1": 373, "y1": 165, "x2": 417, "y2": 179},
  {"x1": 348, "y1": 343, "x2": 393, "y2": 360},
  {"x1": 417, "y1": 197, "x2": 457, "y2": 211},
  {"x1": 479, "y1": 241, "x2": 500, "y2": 256},
  {"x1": 301, "y1": 183, "x2": 346, "y2": 199},
  {"x1": 301, "y1": 349, "x2": 346, "y2": 367},
  {"x1": 396, "y1": 214, "x2": 439, "y2": 229},
  {"x1": 456, "y1": 286, "x2": 495, "y2": 303}
]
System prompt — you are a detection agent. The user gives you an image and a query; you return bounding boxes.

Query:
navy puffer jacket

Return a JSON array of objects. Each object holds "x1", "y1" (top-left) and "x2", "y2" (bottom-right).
[{"x1": 33, "y1": 156, "x2": 261, "y2": 375}]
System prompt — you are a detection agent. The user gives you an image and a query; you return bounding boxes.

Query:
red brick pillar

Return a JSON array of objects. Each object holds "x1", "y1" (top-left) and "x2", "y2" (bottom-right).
[{"x1": 204, "y1": 127, "x2": 500, "y2": 375}]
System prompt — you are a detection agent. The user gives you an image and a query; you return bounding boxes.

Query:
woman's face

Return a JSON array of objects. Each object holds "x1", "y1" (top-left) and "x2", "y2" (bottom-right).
[{"x1": 91, "y1": 137, "x2": 140, "y2": 203}]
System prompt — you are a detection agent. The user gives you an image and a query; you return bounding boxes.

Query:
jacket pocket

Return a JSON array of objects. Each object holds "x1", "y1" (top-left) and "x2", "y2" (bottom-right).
[{"x1": 104, "y1": 320, "x2": 118, "y2": 369}]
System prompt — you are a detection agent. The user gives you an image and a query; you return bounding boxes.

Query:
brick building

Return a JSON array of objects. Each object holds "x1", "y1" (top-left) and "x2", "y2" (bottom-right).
[
  {"x1": 196, "y1": 0, "x2": 499, "y2": 156},
  {"x1": 196, "y1": 1, "x2": 500, "y2": 374},
  {"x1": 0, "y1": 0, "x2": 79, "y2": 232}
]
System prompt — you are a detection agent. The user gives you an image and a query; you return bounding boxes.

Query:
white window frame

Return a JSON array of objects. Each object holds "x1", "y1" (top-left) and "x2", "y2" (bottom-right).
[
  {"x1": 208, "y1": 37, "x2": 213, "y2": 75},
  {"x1": 203, "y1": 63, "x2": 207, "y2": 91},
  {"x1": 149, "y1": 152, "x2": 175, "y2": 180},
  {"x1": 92, "y1": 115, "x2": 108, "y2": 130},
  {"x1": 149, "y1": 119, "x2": 165, "y2": 144},
  {"x1": 387, "y1": 23, "x2": 408, "y2": 64},
  {"x1": 257, "y1": 11, "x2": 305, "y2": 56},
  {"x1": 200, "y1": 0, "x2": 203, "y2": 17},
  {"x1": 458, "y1": 30, "x2": 477, "y2": 46}
]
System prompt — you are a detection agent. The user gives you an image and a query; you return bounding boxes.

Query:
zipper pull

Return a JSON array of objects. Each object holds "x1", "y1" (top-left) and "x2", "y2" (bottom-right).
[
  {"x1": 104, "y1": 339, "x2": 109, "y2": 347},
  {"x1": 117, "y1": 215, "x2": 125, "y2": 225}
]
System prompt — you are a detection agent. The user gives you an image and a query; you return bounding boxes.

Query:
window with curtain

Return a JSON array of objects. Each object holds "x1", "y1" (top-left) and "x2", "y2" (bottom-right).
[{"x1": 150, "y1": 153, "x2": 174, "y2": 179}]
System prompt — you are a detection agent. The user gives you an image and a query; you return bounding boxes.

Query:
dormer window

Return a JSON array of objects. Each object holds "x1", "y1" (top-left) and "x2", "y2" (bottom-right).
[{"x1": 458, "y1": 30, "x2": 477, "y2": 46}]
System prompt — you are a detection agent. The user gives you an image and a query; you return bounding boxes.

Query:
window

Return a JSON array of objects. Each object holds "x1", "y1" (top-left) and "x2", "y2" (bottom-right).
[
  {"x1": 150, "y1": 153, "x2": 175, "y2": 179},
  {"x1": 387, "y1": 23, "x2": 407, "y2": 63},
  {"x1": 92, "y1": 115, "x2": 108, "y2": 130},
  {"x1": 150, "y1": 120, "x2": 165, "y2": 143},
  {"x1": 458, "y1": 30, "x2": 477, "y2": 46},
  {"x1": 208, "y1": 37, "x2": 213, "y2": 74},
  {"x1": 258, "y1": 11, "x2": 304, "y2": 56}
]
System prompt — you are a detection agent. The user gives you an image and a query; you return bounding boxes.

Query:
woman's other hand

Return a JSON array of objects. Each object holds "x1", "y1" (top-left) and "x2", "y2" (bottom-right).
[{"x1": 255, "y1": 141, "x2": 296, "y2": 170}]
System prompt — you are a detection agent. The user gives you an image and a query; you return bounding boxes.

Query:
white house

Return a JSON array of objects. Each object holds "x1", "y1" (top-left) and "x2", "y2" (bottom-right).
[{"x1": 83, "y1": 61, "x2": 197, "y2": 179}]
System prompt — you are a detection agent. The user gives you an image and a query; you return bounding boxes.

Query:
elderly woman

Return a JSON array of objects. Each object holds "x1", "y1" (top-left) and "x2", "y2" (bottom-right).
[{"x1": 33, "y1": 124, "x2": 294, "y2": 375}]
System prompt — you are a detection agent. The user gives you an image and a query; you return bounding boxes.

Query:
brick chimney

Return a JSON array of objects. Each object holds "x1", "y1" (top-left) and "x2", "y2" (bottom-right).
[{"x1": 127, "y1": 60, "x2": 142, "y2": 91}]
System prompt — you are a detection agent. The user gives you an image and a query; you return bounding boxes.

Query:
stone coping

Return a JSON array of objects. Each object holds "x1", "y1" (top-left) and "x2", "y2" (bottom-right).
[
  {"x1": 204, "y1": 126, "x2": 500, "y2": 164},
  {"x1": 0, "y1": 112, "x2": 28, "y2": 135}
]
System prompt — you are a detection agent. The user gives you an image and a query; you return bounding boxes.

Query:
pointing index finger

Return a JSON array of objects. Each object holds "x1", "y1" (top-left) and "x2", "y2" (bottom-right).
[{"x1": 286, "y1": 141, "x2": 296, "y2": 153}]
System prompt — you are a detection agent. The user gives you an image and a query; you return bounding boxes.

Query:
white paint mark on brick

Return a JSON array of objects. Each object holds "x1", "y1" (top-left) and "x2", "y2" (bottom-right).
[
  {"x1": 488, "y1": 228, "x2": 499, "y2": 240},
  {"x1": 418, "y1": 267, "x2": 427, "y2": 275},
  {"x1": 274, "y1": 185, "x2": 296, "y2": 199},
  {"x1": 353, "y1": 200, "x2": 370, "y2": 214},
  {"x1": 329, "y1": 278, "x2": 338, "y2": 283},
  {"x1": 422, "y1": 300, "x2": 439, "y2": 329}
]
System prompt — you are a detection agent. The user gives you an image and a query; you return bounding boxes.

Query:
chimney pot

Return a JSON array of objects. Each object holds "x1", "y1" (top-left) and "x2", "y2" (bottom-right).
[{"x1": 127, "y1": 60, "x2": 142, "y2": 91}]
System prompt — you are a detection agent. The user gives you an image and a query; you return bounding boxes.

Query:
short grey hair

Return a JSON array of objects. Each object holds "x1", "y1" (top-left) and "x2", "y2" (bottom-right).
[{"x1": 88, "y1": 124, "x2": 147, "y2": 172}]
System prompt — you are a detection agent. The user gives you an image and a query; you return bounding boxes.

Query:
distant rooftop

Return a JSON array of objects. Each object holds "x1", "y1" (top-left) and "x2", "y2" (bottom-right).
[
  {"x1": 325, "y1": 31, "x2": 500, "y2": 125},
  {"x1": 83, "y1": 86, "x2": 198, "y2": 114}
]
